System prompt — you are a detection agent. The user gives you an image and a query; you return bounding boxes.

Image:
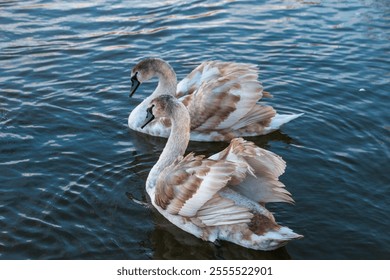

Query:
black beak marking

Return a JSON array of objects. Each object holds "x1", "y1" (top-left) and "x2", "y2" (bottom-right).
[
  {"x1": 141, "y1": 105, "x2": 155, "y2": 129},
  {"x1": 129, "y1": 72, "x2": 140, "y2": 97}
]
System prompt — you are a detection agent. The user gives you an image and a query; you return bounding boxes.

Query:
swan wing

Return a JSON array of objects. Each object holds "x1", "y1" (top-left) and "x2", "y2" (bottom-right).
[
  {"x1": 209, "y1": 138, "x2": 294, "y2": 204},
  {"x1": 155, "y1": 152, "x2": 240, "y2": 217},
  {"x1": 192, "y1": 194, "x2": 254, "y2": 227},
  {"x1": 177, "y1": 61, "x2": 273, "y2": 131}
]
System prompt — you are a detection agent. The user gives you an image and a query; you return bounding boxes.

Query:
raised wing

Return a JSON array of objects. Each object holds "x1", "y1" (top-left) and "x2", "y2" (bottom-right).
[
  {"x1": 177, "y1": 61, "x2": 274, "y2": 132},
  {"x1": 192, "y1": 194, "x2": 253, "y2": 227},
  {"x1": 155, "y1": 152, "x2": 243, "y2": 217},
  {"x1": 209, "y1": 138, "x2": 294, "y2": 204}
]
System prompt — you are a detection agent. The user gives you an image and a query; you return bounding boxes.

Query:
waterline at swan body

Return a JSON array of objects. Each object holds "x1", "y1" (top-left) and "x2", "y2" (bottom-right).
[
  {"x1": 141, "y1": 95, "x2": 302, "y2": 251},
  {"x1": 128, "y1": 58, "x2": 303, "y2": 142}
]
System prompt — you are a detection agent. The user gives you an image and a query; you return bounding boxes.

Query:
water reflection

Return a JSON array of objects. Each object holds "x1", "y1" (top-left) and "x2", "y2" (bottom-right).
[{"x1": 127, "y1": 126, "x2": 298, "y2": 157}]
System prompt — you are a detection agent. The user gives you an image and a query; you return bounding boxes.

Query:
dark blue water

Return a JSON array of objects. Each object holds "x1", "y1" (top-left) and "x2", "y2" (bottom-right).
[{"x1": 0, "y1": 0, "x2": 389, "y2": 259}]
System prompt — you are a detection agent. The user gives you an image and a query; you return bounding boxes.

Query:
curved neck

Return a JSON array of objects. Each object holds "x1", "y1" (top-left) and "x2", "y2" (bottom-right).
[
  {"x1": 152, "y1": 60, "x2": 177, "y2": 97},
  {"x1": 146, "y1": 103, "x2": 190, "y2": 188}
]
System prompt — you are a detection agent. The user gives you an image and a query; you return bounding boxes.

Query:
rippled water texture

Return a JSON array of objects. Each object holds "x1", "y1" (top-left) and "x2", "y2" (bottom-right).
[{"x1": 1, "y1": 0, "x2": 389, "y2": 259}]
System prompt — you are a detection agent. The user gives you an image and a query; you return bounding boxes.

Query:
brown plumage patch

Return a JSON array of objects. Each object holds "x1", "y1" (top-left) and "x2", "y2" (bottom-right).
[
  {"x1": 155, "y1": 152, "x2": 240, "y2": 218},
  {"x1": 262, "y1": 90, "x2": 273, "y2": 98},
  {"x1": 248, "y1": 213, "x2": 280, "y2": 236},
  {"x1": 168, "y1": 175, "x2": 204, "y2": 213},
  {"x1": 156, "y1": 168, "x2": 205, "y2": 212},
  {"x1": 154, "y1": 153, "x2": 212, "y2": 214},
  {"x1": 189, "y1": 91, "x2": 241, "y2": 130},
  {"x1": 207, "y1": 130, "x2": 235, "y2": 142},
  {"x1": 187, "y1": 83, "x2": 199, "y2": 96},
  {"x1": 180, "y1": 95, "x2": 193, "y2": 107},
  {"x1": 159, "y1": 117, "x2": 172, "y2": 128}
]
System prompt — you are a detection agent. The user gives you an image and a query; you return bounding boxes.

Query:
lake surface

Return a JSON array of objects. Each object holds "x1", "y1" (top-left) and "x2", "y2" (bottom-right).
[{"x1": 0, "y1": 0, "x2": 389, "y2": 260}]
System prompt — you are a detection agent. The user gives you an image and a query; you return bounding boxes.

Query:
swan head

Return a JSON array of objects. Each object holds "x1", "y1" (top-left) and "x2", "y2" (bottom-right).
[
  {"x1": 129, "y1": 59, "x2": 156, "y2": 97},
  {"x1": 140, "y1": 95, "x2": 178, "y2": 129},
  {"x1": 130, "y1": 58, "x2": 176, "y2": 97}
]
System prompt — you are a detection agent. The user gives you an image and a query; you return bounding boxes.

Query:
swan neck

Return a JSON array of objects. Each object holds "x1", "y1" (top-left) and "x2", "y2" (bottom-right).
[
  {"x1": 147, "y1": 104, "x2": 190, "y2": 187},
  {"x1": 153, "y1": 61, "x2": 177, "y2": 97}
]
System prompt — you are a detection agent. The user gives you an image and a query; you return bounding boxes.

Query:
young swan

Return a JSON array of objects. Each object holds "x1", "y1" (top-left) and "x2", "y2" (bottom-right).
[
  {"x1": 129, "y1": 58, "x2": 303, "y2": 142},
  {"x1": 142, "y1": 95, "x2": 302, "y2": 251}
]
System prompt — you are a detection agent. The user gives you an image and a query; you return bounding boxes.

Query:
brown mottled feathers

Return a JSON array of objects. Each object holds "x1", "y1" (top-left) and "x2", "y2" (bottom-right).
[
  {"x1": 248, "y1": 213, "x2": 280, "y2": 235},
  {"x1": 154, "y1": 137, "x2": 294, "y2": 232},
  {"x1": 155, "y1": 153, "x2": 238, "y2": 217},
  {"x1": 177, "y1": 61, "x2": 274, "y2": 133},
  {"x1": 155, "y1": 155, "x2": 256, "y2": 227},
  {"x1": 210, "y1": 138, "x2": 294, "y2": 204},
  {"x1": 182, "y1": 89, "x2": 241, "y2": 130}
]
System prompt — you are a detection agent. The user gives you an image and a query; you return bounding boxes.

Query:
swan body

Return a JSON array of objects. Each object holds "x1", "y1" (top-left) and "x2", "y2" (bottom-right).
[
  {"x1": 128, "y1": 58, "x2": 303, "y2": 142},
  {"x1": 141, "y1": 95, "x2": 302, "y2": 251}
]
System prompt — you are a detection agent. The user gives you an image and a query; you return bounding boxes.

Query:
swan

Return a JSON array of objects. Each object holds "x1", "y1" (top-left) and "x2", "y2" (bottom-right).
[
  {"x1": 128, "y1": 58, "x2": 303, "y2": 142},
  {"x1": 140, "y1": 94, "x2": 302, "y2": 251}
]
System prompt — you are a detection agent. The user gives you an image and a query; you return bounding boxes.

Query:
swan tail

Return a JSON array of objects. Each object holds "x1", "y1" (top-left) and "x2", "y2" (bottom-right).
[{"x1": 264, "y1": 113, "x2": 303, "y2": 133}]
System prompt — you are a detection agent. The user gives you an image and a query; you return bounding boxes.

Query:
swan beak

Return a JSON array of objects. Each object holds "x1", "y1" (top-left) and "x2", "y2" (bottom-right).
[
  {"x1": 141, "y1": 105, "x2": 155, "y2": 129},
  {"x1": 129, "y1": 74, "x2": 140, "y2": 97}
]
